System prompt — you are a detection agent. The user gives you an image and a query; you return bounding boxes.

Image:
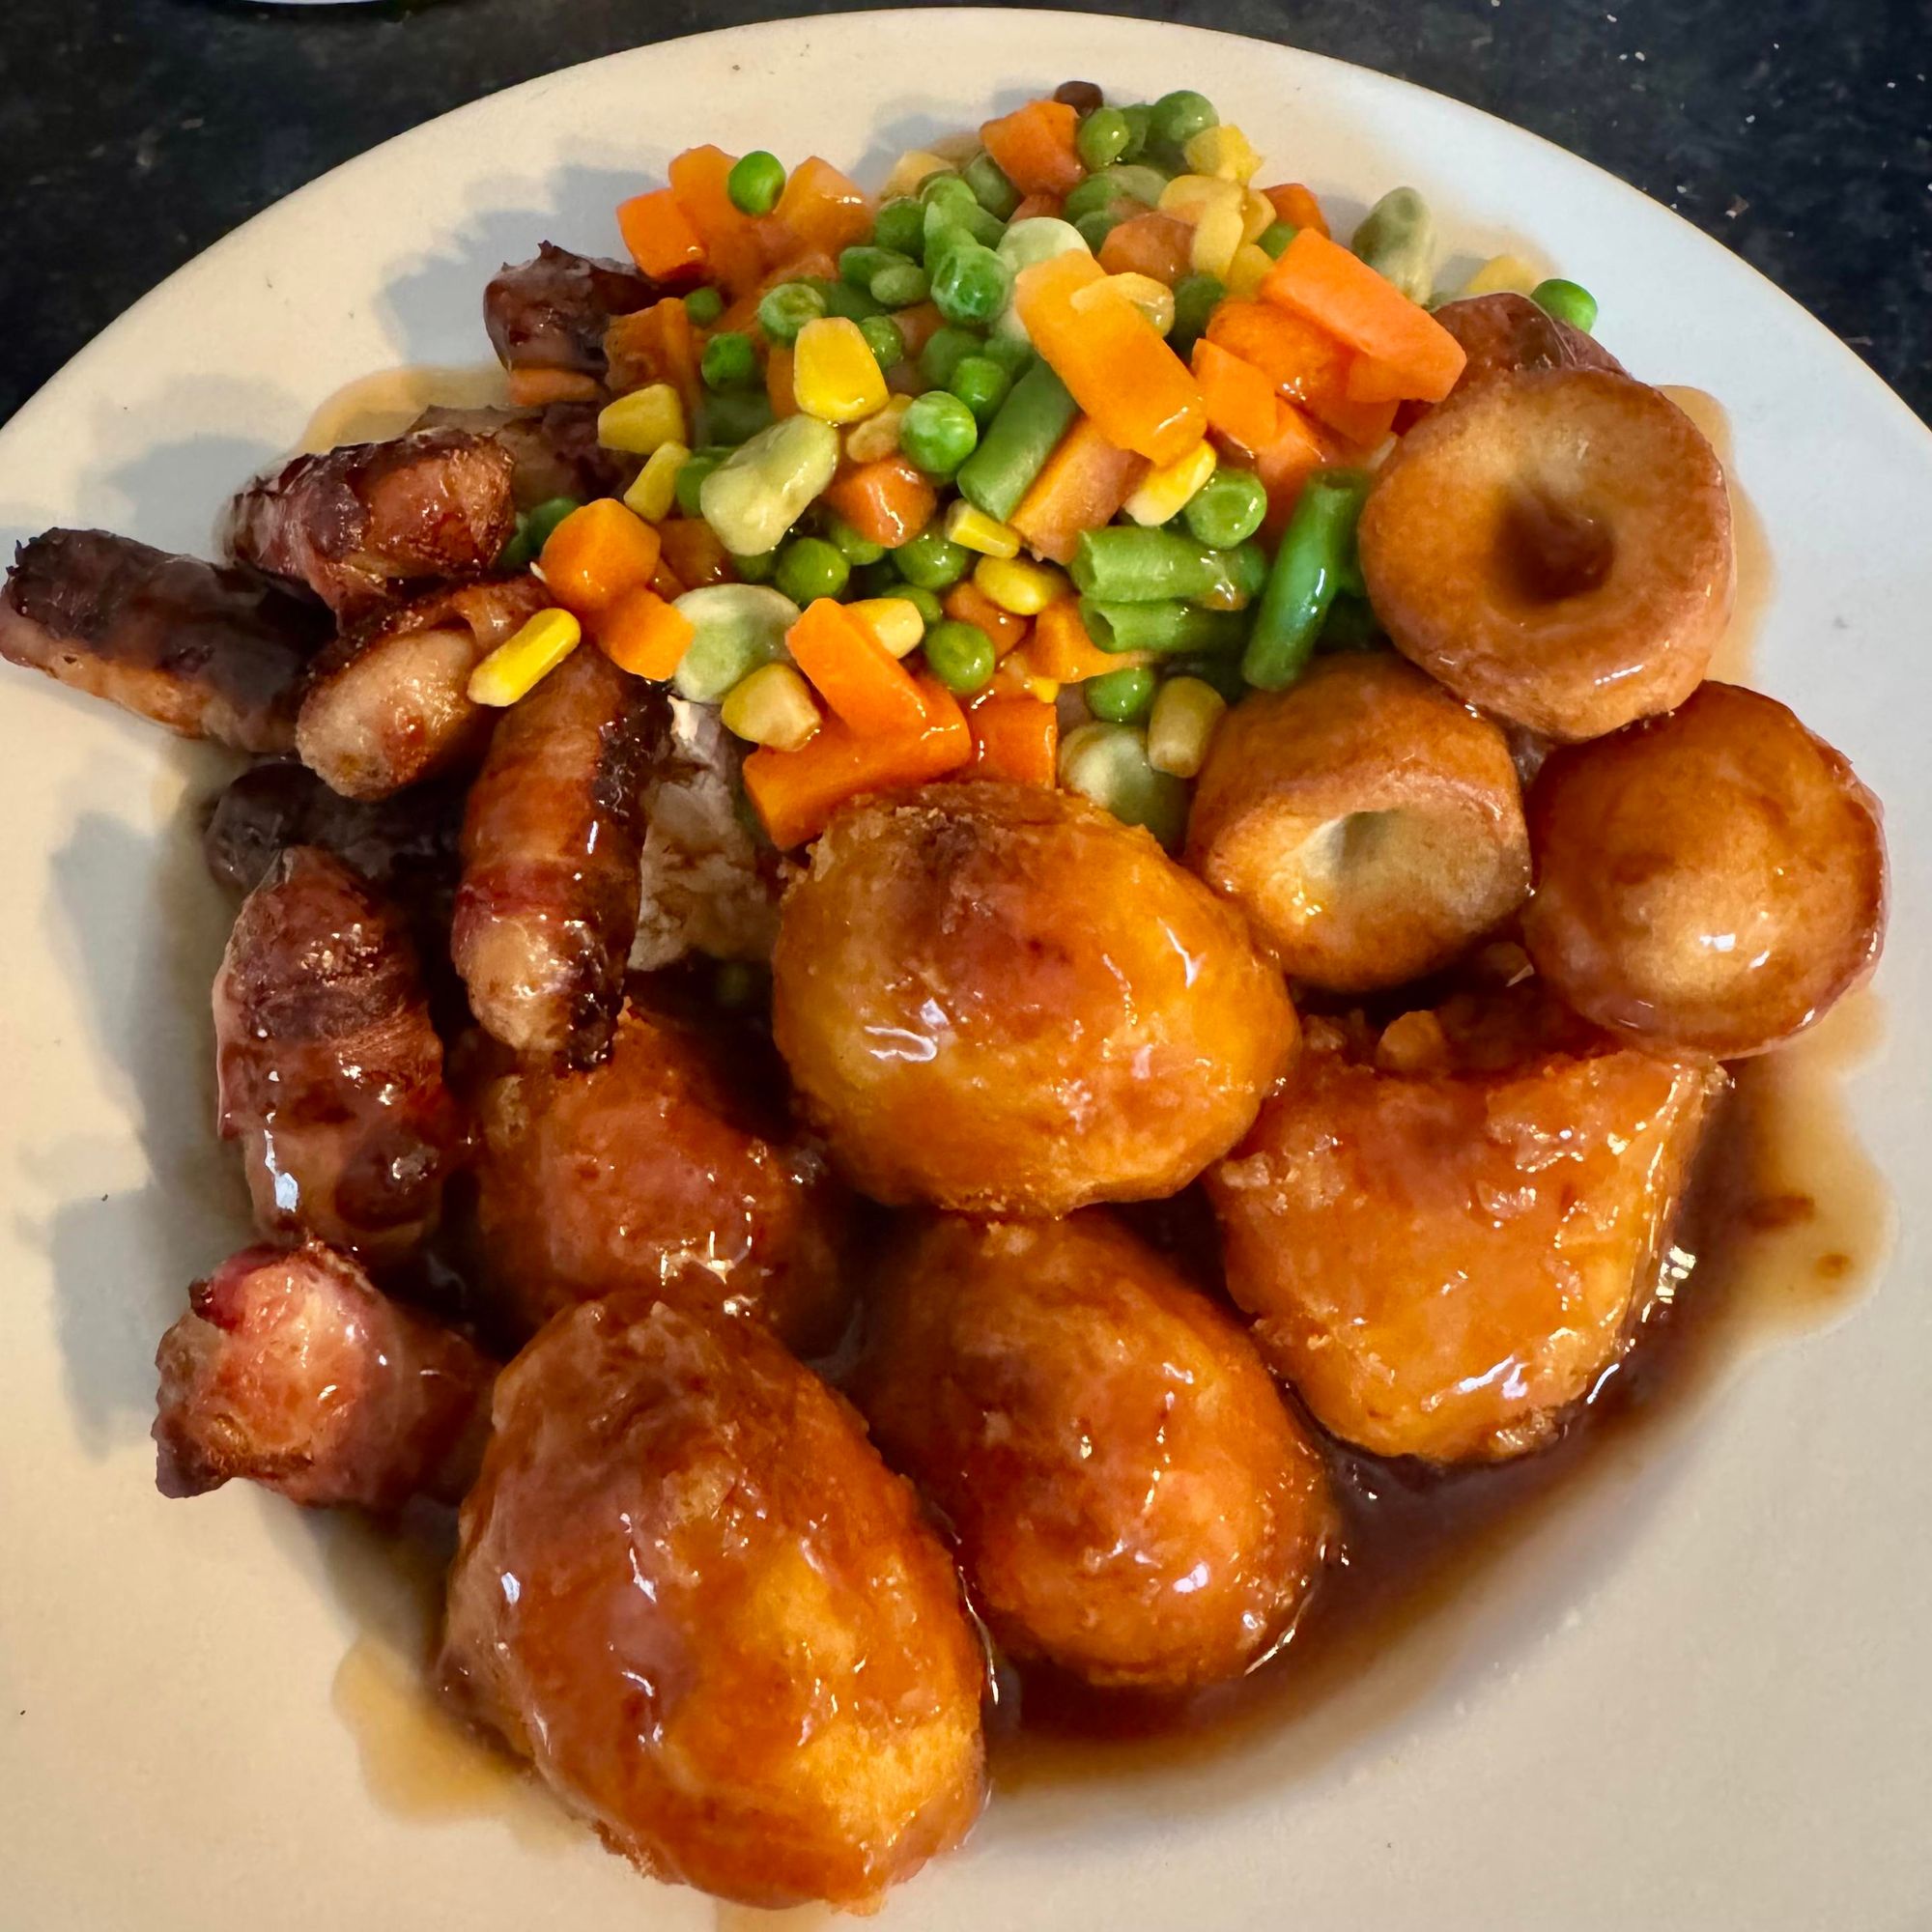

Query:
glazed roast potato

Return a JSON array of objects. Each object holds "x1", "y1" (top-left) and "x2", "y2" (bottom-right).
[
  {"x1": 772, "y1": 782, "x2": 1296, "y2": 1214},
  {"x1": 855, "y1": 1213, "x2": 1336, "y2": 1691},
  {"x1": 1185, "y1": 657, "x2": 1531, "y2": 991},
  {"x1": 1522, "y1": 681, "x2": 1887, "y2": 1058},
  {"x1": 1208, "y1": 1005, "x2": 1725, "y2": 1463},
  {"x1": 472, "y1": 1002, "x2": 850, "y2": 1350},
  {"x1": 1359, "y1": 368, "x2": 1733, "y2": 741},
  {"x1": 440, "y1": 1295, "x2": 986, "y2": 1910}
]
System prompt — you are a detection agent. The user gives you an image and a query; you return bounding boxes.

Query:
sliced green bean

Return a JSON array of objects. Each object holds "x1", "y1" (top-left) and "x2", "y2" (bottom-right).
[
  {"x1": 1070, "y1": 526, "x2": 1223, "y2": 603},
  {"x1": 1242, "y1": 469, "x2": 1372, "y2": 690},
  {"x1": 953, "y1": 361, "x2": 1079, "y2": 522},
  {"x1": 1079, "y1": 598, "x2": 1247, "y2": 655}
]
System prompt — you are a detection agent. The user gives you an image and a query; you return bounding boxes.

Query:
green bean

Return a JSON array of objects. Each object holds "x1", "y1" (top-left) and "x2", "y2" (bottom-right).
[
  {"x1": 923, "y1": 618, "x2": 996, "y2": 694},
  {"x1": 979, "y1": 333, "x2": 1033, "y2": 378},
  {"x1": 948, "y1": 354, "x2": 1012, "y2": 427},
  {"x1": 1079, "y1": 598, "x2": 1246, "y2": 655},
  {"x1": 873, "y1": 196, "x2": 926, "y2": 258},
  {"x1": 953, "y1": 361, "x2": 1080, "y2": 522},
  {"x1": 962, "y1": 151, "x2": 1020, "y2": 220},
  {"x1": 700, "y1": 329, "x2": 759, "y2": 392},
  {"x1": 1168, "y1": 652, "x2": 1247, "y2": 705},
  {"x1": 1181, "y1": 467, "x2": 1268, "y2": 550},
  {"x1": 1351, "y1": 187, "x2": 1435, "y2": 303},
  {"x1": 683, "y1": 286, "x2": 725, "y2": 326},
  {"x1": 1532, "y1": 277, "x2": 1599, "y2": 332},
  {"x1": 1257, "y1": 220, "x2": 1296, "y2": 260},
  {"x1": 892, "y1": 523, "x2": 973, "y2": 590},
  {"x1": 756, "y1": 280, "x2": 826, "y2": 345},
  {"x1": 726, "y1": 151, "x2": 786, "y2": 215},
  {"x1": 1070, "y1": 526, "x2": 1223, "y2": 603},
  {"x1": 1077, "y1": 106, "x2": 1131, "y2": 173},
  {"x1": 918, "y1": 326, "x2": 984, "y2": 389},
  {"x1": 1085, "y1": 664, "x2": 1158, "y2": 723},
  {"x1": 1242, "y1": 469, "x2": 1372, "y2": 689}
]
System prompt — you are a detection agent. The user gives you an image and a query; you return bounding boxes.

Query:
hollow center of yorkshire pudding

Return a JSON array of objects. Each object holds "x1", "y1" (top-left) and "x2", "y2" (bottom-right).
[{"x1": 1497, "y1": 483, "x2": 1615, "y2": 604}]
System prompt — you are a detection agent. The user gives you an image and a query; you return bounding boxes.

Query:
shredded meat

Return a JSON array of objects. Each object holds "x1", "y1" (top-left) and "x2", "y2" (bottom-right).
[
  {"x1": 0, "y1": 528, "x2": 327, "y2": 751},
  {"x1": 483, "y1": 242, "x2": 658, "y2": 379}
]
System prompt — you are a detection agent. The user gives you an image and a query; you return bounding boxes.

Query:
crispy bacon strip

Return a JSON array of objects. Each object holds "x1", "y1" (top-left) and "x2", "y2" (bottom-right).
[
  {"x1": 215, "y1": 846, "x2": 460, "y2": 1263},
  {"x1": 452, "y1": 647, "x2": 663, "y2": 1065},
  {"x1": 154, "y1": 1240, "x2": 494, "y2": 1508},
  {"x1": 226, "y1": 427, "x2": 517, "y2": 620},
  {"x1": 483, "y1": 243, "x2": 658, "y2": 379},
  {"x1": 0, "y1": 528, "x2": 326, "y2": 751},
  {"x1": 296, "y1": 576, "x2": 549, "y2": 800}
]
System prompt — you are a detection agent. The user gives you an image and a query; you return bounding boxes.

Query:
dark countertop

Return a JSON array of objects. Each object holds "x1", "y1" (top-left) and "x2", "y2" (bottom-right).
[{"x1": 3, "y1": 0, "x2": 1927, "y2": 427}]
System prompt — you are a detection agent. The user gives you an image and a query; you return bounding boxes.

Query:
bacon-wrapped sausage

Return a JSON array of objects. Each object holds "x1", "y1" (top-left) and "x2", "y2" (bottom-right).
[
  {"x1": 412, "y1": 402, "x2": 638, "y2": 509},
  {"x1": 154, "y1": 1240, "x2": 493, "y2": 1509},
  {"x1": 214, "y1": 846, "x2": 460, "y2": 1264},
  {"x1": 226, "y1": 427, "x2": 517, "y2": 621},
  {"x1": 0, "y1": 528, "x2": 326, "y2": 751},
  {"x1": 483, "y1": 242, "x2": 657, "y2": 380},
  {"x1": 452, "y1": 648, "x2": 662, "y2": 1065},
  {"x1": 296, "y1": 576, "x2": 549, "y2": 800}
]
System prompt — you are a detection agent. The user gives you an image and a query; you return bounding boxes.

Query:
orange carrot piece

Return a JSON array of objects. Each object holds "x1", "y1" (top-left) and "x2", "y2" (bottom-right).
[
  {"x1": 785, "y1": 598, "x2": 928, "y2": 735},
  {"x1": 539, "y1": 499, "x2": 662, "y2": 613},
  {"x1": 742, "y1": 674, "x2": 972, "y2": 847},
  {"x1": 1249, "y1": 399, "x2": 1330, "y2": 537},
  {"x1": 774, "y1": 157, "x2": 874, "y2": 258},
  {"x1": 943, "y1": 581, "x2": 1030, "y2": 659},
  {"x1": 980, "y1": 99, "x2": 1085, "y2": 198},
  {"x1": 594, "y1": 586, "x2": 696, "y2": 680},
  {"x1": 1261, "y1": 229, "x2": 1466, "y2": 402},
  {"x1": 766, "y1": 343, "x2": 799, "y2": 417},
  {"x1": 605, "y1": 298, "x2": 704, "y2": 428},
  {"x1": 1098, "y1": 212, "x2": 1195, "y2": 286},
  {"x1": 649, "y1": 560, "x2": 687, "y2": 602},
  {"x1": 1009, "y1": 415, "x2": 1150, "y2": 564},
  {"x1": 657, "y1": 516, "x2": 734, "y2": 588},
  {"x1": 1030, "y1": 599, "x2": 1149, "y2": 681},
  {"x1": 506, "y1": 367, "x2": 602, "y2": 407},
  {"x1": 967, "y1": 695, "x2": 1059, "y2": 784},
  {"x1": 1260, "y1": 184, "x2": 1329, "y2": 239},
  {"x1": 1205, "y1": 298, "x2": 1396, "y2": 446},
  {"x1": 822, "y1": 456, "x2": 938, "y2": 550},
  {"x1": 1189, "y1": 339, "x2": 1281, "y2": 455},
  {"x1": 1009, "y1": 191, "x2": 1065, "y2": 223},
  {"x1": 891, "y1": 301, "x2": 945, "y2": 360},
  {"x1": 668, "y1": 145, "x2": 766, "y2": 295},
  {"x1": 1013, "y1": 253, "x2": 1206, "y2": 467},
  {"x1": 1344, "y1": 353, "x2": 1414, "y2": 404},
  {"x1": 616, "y1": 188, "x2": 706, "y2": 280}
]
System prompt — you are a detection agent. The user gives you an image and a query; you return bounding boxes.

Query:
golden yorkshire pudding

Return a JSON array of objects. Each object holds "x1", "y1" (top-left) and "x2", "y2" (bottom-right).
[
  {"x1": 1185, "y1": 656, "x2": 1530, "y2": 991},
  {"x1": 1523, "y1": 681, "x2": 1886, "y2": 1057},
  {"x1": 1359, "y1": 367, "x2": 1734, "y2": 741},
  {"x1": 772, "y1": 782, "x2": 1295, "y2": 1214},
  {"x1": 854, "y1": 1212, "x2": 1335, "y2": 1692},
  {"x1": 1207, "y1": 1001, "x2": 1724, "y2": 1463},
  {"x1": 1429, "y1": 291, "x2": 1626, "y2": 392}
]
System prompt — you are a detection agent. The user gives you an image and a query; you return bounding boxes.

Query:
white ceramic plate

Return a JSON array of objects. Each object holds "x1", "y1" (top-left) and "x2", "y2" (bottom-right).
[{"x1": 3, "y1": 14, "x2": 1927, "y2": 1928}]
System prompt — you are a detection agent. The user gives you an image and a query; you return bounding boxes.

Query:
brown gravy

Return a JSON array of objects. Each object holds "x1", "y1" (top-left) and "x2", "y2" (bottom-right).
[
  {"x1": 1662, "y1": 386, "x2": 1773, "y2": 683},
  {"x1": 300, "y1": 364, "x2": 511, "y2": 454}
]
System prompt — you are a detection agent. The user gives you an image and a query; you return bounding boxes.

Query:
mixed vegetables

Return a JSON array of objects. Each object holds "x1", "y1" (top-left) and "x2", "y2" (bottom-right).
[{"x1": 472, "y1": 80, "x2": 1600, "y2": 851}]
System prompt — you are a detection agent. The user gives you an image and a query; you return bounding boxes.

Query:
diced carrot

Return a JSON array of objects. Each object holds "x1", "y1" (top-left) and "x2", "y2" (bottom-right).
[
  {"x1": 891, "y1": 301, "x2": 945, "y2": 360},
  {"x1": 822, "y1": 455, "x2": 937, "y2": 550},
  {"x1": 967, "y1": 695, "x2": 1059, "y2": 784},
  {"x1": 1013, "y1": 253, "x2": 1206, "y2": 467},
  {"x1": 1009, "y1": 192, "x2": 1065, "y2": 223},
  {"x1": 668, "y1": 146, "x2": 766, "y2": 295},
  {"x1": 1189, "y1": 339, "x2": 1280, "y2": 454},
  {"x1": 1030, "y1": 599, "x2": 1149, "y2": 682},
  {"x1": 943, "y1": 580, "x2": 1030, "y2": 658},
  {"x1": 506, "y1": 367, "x2": 602, "y2": 406},
  {"x1": 1260, "y1": 183, "x2": 1329, "y2": 239},
  {"x1": 1097, "y1": 212, "x2": 1195, "y2": 286},
  {"x1": 1009, "y1": 415, "x2": 1150, "y2": 564},
  {"x1": 980, "y1": 99, "x2": 1085, "y2": 198},
  {"x1": 1248, "y1": 399, "x2": 1329, "y2": 537},
  {"x1": 766, "y1": 343, "x2": 799, "y2": 417},
  {"x1": 1344, "y1": 353, "x2": 1413, "y2": 404},
  {"x1": 1261, "y1": 228, "x2": 1466, "y2": 403},
  {"x1": 616, "y1": 187, "x2": 706, "y2": 280},
  {"x1": 774, "y1": 157, "x2": 874, "y2": 258},
  {"x1": 1204, "y1": 298, "x2": 1396, "y2": 446},
  {"x1": 539, "y1": 498, "x2": 662, "y2": 613},
  {"x1": 718, "y1": 250, "x2": 838, "y2": 337},
  {"x1": 786, "y1": 598, "x2": 927, "y2": 735},
  {"x1": 742, "y1": 673, "x2": 972, "y2": 847},
  {"x1": 649, "y1": 560, "x2": 688, "y2": 601},
  {"x1": 657, "y1": 516, "x2": 734, "y2": 587},
  {"x1": 593, "y1": 586, "x2": 695, "y2": 680},
  {"x1": 605, "y1": 298, "x2": 704, "y2": 429}
]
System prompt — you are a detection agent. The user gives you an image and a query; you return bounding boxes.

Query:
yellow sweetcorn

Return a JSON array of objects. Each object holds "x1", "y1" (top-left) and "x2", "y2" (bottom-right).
[
  {"x1": 1226, "y1": 242, "x2": 1274, "y2": 299},
  {"x1": 883, "y1": 148, "x2": 953, "y2": 197},
  {"x1": 1183, "y1": 124, "x2": 1263, "y2": 185},
  {"x1": 793, "y1": 316, "x2": 890, "y2": 424},
  {"x1": 1190, "y1": 201, "x2": 1245, "y2": 281},
  {"x1": 1462, "y1": 252, "x2": 1542, "y2": 298},
  {"x1": 1122, "y1": 440, "x2": 1218, "y2": 527},
  {"x1": 1072, "y1": 270, "x2": 1175, "y2": 336},
  {"x1": 467, "y1": 607, "x2": 582, "y2": 706},
  {"x1": 944, "y1": 498, "x2": 1021, "y2": 558},
  {"x1": 843, "y1": 394, "x2": 913, "y2": 465},
  {"x1": 598, "y1": 383, "x2": 685, "y2": 455},
  {"x1": 720, "y1": 662, "x2": 822, "y2": 751},
  {"x1": 973, "y1": 554, "x2": 1067, "y2": 616},
  {"x1": 1239, "y1": 188, "x2": 1275, "y2": 243},
  {"x1": 1158, "y1": 173, "x2": 1242, "y2": 222},
  {"x1": 1147, "y1": 675, "x2": 1227, "y2": 779},
  {"x1": 844, "y1": 595, "x2": 925, "y2": 658},
  {"x1": 623, "y1": 440, "x2": 690, "y2": 524}
]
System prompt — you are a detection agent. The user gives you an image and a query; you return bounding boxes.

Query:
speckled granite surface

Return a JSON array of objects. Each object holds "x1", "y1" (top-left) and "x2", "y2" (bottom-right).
[{"x1": 2, "y1": 0, "x2": 1926, "y2": 427}]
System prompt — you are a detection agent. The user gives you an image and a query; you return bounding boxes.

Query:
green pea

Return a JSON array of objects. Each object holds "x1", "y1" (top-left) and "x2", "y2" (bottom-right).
[
  {"x1": 700, "y1": 329, "x2": 760, "y2": 392},
  {"x1": 919, "y1": 326, "x2": 984, "y2": 389},
  {"x1": 893, "y1": 523, "x2": 973, "y2": 590},
  {"x1": 673, "y1": 450, "x2": 727, "y2": 517},
  {"x1": 1351, "y1": 187, "x2": 1435, "y2": 303},
  {"x1": 962, "y1": 151, "x2": 1020, "y2": 220},
  {"x1": 848, "y1": 558, "x2": 900, "y2": 600},
  {"x1": 700, "y1": 388, "x2": 775, "y2": 446},
  {"x1": 726, "y1": 150, "x2": 786, "y2": 216},
  {"x1": 1077, "y1": 106, "x2": 1132, "y2": 173},
  {"x1": 949, "y1": 354, "x2": 1013, "y2": 427},
  {"x1": 1151, "y1": 90, "x2": 1218, "y2": 150},
  {"x1": 1182, "y1": 468, "x2": 1268, "y2": 550},
  {"x1": 979, "y1": 333, "x2": 1034, "y2": 378},
  {"x1": 757, "y1": 280, "x2": 827, "y2": 346},
  {"x1": 1086, "y1": 664, "x2": 1158, "y2": 723},
  {"x1": 729, "y1": 547, "x2": 778, "y2": 583},
  {"x1": 1532, "y1": 277, "x2": 1599, "y2": 332},
  {"x1": 684, "y1": 286, "x2": 725, "y2": 326},
  {"x1": 1170, "y1": 272, "x2": 1225, "y2": 352},
  {"x1": 841, "y1": 244, "x2": 909, "y2": 290},
  {"x1": 897, "y1": 583, "x2": 944, "y2": 631},
  {"x1": 1258, "y1": 220, "x2": 1296, "y2": 260},
  {"x1": 869, "y1": 261, "x2": 929, "y2": 309},
  {"x1": 497, "y1": 494, "x2": 581, "y2": 569},
  {"x1": 920, "y1": 171, "x2": 974, "y2": 211},
  {"x1": 899, "y1": 389, "x2": 980, "y2": 478},
  {"x1": 859, "y1": 315, "x2": 906, "y2": 369},
  {"x1": 1075, "y1": 210, "x2": 1123, "y2": 253},
  {"x1": 873, "y1": 196, "x2": 926, "y2": 258},
  {"x1": 931, "y1": 242, "x2": 1012, "y2": 327},
  {"x1": 1118, "y1": 102, "x2": 1152, "y2": 161},
  {"x1": 816, "y1": 277, "x2": 886, "y2": 323},
  {"x1": 923, "y1": 618, "x2": 996, "y2": 695},
  {"x1": 823, "y1": 515, "x2": 887, "y2": 566},
  {"x1": 774, "y1": 535, "x2": 851, "y2": 606},
  {"x1": 923, "y1": 197, "x2": 1005, "y2": 267}
]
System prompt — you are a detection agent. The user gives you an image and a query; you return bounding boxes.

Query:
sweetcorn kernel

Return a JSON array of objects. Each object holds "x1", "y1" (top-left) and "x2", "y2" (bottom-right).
[
  {"x1": 944, "y1": 499, "x2": 1021, "y2": 558},
  {"x1": 973, "y1": 554, "x2": 1067, "y2": 615},
  {"x1": 598, "y1": 383, "x2": 685, "y2": 455},
  {"x1": 1183, "y1": 125, "x2": 1263, "y2": 185},
  {"x1": 467, "y1": 607, "x2": 582, "y2": 706},
  {"x1": 623, "y1": 440, "x2": 690, "y2": 523},
  {"x1": 1122, "y1": 441, "x2": 1218, "y2": 527}
]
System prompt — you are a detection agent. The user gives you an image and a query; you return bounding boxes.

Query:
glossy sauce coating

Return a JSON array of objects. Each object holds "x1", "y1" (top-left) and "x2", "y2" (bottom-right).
[
  {"x1": 1523, "y1": 681, "x2": 1887, "y2": 1057},
  {"x1": 1430, "y1": 292, "x2": 1626, "y2": 392},
  {"x1": 1185, "y1": 657, "x2": 1531, "y2": 992},
  {"x1": 440, "y1": 1295, "x2": 987, "y2": 1910},
  {"x1": 472, "y1": 1001, "x2": 851, "y2": 1350},
  {"x1": 483, "y1": 243, "x2": 657, "y2": 379},
  {"x1": 1208, "y1": 1004, "x2": 1725, "y2": 1463},
  {"x1": 773, "y1": 782, "x2": 1297, "y2": 1214},
  {"x1": 855, "y1": 1212, "x2": 1336, "y2": 1691},
  {"x1": 1361, "y1": 368, "x2": 1733, "y2": 741},
  {"x1": 412, "y1": 401, "x2": 639, "y2": 509}
]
